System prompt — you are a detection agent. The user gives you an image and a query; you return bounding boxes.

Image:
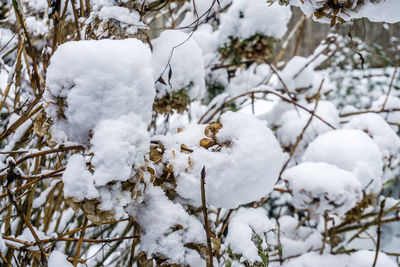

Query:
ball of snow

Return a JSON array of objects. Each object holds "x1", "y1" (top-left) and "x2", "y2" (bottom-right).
[
  {"x1": 293, "y1": 0, "x2": 400, "y2": 24},
  {"x1": 226, "y1": 208, "x2": 275, "y2": 263},
  {"x1": 277, "y1": 100, "x2": 339, "y2": 146},
  {"x1": 162, "y1": 111, "x2": 284, "y2": 208},
  {"x1": 283, "y1": 162, "x2": 362, "y2": 216},
  {"x1": 91, "y1": 114, "x2": 150, "y2": 186},
  {"x1": 62, "y1": 154, "x2": 98, "y2": 201},
  {"x1": 278, "y1": 215, "x2": 323, "y2": 258},
  {"x1": 45, "y1": 38, "x2": 155, "y2": 143},
  {"x1": 152, "y1": 30, "x2": 206, "y2": 100},
  {"x1": 303, "y1": 129, "x2": 383, "y2": 194},
  {"x1": 218, "y1": 0, "x2": 292, "y2": 42},
  {"x1": 127, "y1": 185, "x2": 205, "y2": 265},
  {"x1": 344, "y1": 113, "x2": 400, "y2": 158},
  {"x1": 275, "y1": 56, "x2": 328, "y2": 98}
]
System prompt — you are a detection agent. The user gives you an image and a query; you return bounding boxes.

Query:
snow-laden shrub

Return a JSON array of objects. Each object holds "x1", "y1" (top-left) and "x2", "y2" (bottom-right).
[{"x1": 1, "y1": 0, "x2": 400, "y2": 266}]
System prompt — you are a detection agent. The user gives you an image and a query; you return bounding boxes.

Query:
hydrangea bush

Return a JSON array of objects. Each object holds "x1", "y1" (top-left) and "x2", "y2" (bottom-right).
[{"x1": 0, "y1": 0, "x2": 400, "y2": 266}]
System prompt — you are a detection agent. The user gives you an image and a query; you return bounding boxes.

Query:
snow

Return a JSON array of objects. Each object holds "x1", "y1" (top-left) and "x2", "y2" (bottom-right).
[
  {"x1": 283, "y1": 162, "x2": 362, "y2": 217},
  {"x1": 15, "y1": 227, "x2": 50, "y2": 248},
  {"x1": 225, "y1": 208, "x2": 275, "y2": 263},
  {"x1": 45, "y1": 38, "x2": 155, "y2": 143},
  {"x1": 280, "y1": 250, "x2": 397, "y2": 267},
  {"x1": 226, "y1": 65, "x2": 270, "y2": 98},
  {"x1": 372, "y1": 96, "x2": 400, "y2": 128},
  {"x1": 152, "y1": 30, "x2": 206, "y2": 100},
  {"x1": 62, "y1": 154, "x2": 99, "y2": 201},
  {"x1": 275, "y1": 100, "x2": 339, "y2": 147},
  {"x1": 0, "y1": 234, "x2": 5, "y2": 253},
  {"x1": 48, "y1": 251, "x2": 73, "y2": 267},
  {"x1": 127, "y1": 185, "x2": 205, "y2": 265},
  {"x1": 90, "y1": 0, "x2": 147, "y2": 35},
  {"x1": 275, "y1": 56, "x2": 330, "y2": 98},
  {"x1": 91, "y1": 114, "x2": 150, "y2": 186},
  {"x1": 161, "y1": 111, "x2": 284, "y2": 208},
  {"x1": 98, "y1": 6, "x2": 143, "y2": 26},
  {"x1": 292, "y1": 0, "x2": 400, "y2": 24},
  {"x1": 218, "y1": 0, "x2": 292, "y2": 42},
  {"x1": 97, "y1": 183, "x2": 133, "y2": 219},
  {"x1": 344, "y1": 113, "x2": 400, "y2": 158},
  {"x1": 3, "y1": 0, "x2": 400, "y2": 265},
  {"x1": 303, "y1": 129, "x2": 383, "y2": 194},
  {"x1": 354, "y1": 0, "x2": 400, "y2": 23},
  {"x1": 278, "y1": 215, "x2": 324, "y2": 258}
]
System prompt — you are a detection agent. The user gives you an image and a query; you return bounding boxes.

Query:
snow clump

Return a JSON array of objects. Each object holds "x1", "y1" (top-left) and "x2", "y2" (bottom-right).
[
  {"x1": 160, "y1": 111, "x2": 284, "y2": 208},
  {"x1": 303, "y1": 129, "x2": 383, "y2": 194},
  {"x1": 45, "y1": 38, "x2": 155, "y2": 143},
  {"x1": 283, "y1": 162, "x2": 362, "y2": 217}
]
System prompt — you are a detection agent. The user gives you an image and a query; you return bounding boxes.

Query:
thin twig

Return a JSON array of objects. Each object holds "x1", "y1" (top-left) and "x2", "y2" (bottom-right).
[
  {"x1": 372, "y1": 199, "x2": 385, "y2": 267},
  {"x1": 73, "y1": 217, "x2": 88, "y2": 266},
  {"x1": 200, "y1": 166, "x2": 213, "y2": 267}
]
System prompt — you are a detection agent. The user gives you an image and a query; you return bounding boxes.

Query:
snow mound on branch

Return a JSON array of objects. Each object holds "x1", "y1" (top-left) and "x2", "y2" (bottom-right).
[
  {"x1": 62, "y1": 114, "x2": 150, "y2": 204},
  {"x1": 161, "y1": 111, "x2": 284, "y2": 208},
  {"x1": 276, "y1": 100, "x2": 339, "y2": 146},
  {"x1": 281, "y1": 250, "x2": 397, "y2": 267},
  {"x1": 293, "y1": 0, "x2": 400, "y2": 24},
  {"x1": 219, "y1": 0, "x2": 292, "y2": 41},
  {"x1": 283, "y1": 162, "x2": 362, "y2": 216},
  {"x1": 127, "y1": 185, "x2": 205, "y2": 265},
  {"x1": 303, "y1": 129, "x2": 383, "y2": 194},
  {"x1": 91, "y1": 114, "x2": 150, "y2": 186},
  {"x1": 356, "y1": 0, "x2": 400, "y2": 23},
  {"x1": 152, "y1": 30, "x2": 206, "y2": 100},
  {"x1": 226, "y1": 208, "x2": 276, "y2": 263},
  {"x1": 48, "y1": 251, "x2": 73, "y2": 267},
  {"x1": 278, "y1": 215, "x2": 323, "y2": 258},
  {"x1": 63, "y1": 154, "x2": 99, "y2": 201},
  {"x1": 226, "y1": 64, "x2": 270, "y2": 98},
  {"x1": 45, "y1": 38, "x2": 155, "y2": 143},
  {"x1": 344, "y1": 113, "x2": 400, "y2": 158},
  {"x1": 90, "y1": 0, "x2": 147, "y2": 35},
  {"x1": 275, "y1": 56, "x2": 329, "y2": 98}
]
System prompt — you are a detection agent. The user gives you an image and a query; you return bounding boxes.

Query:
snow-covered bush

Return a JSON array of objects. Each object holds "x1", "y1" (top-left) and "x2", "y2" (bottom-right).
[{"x1": 1, "y1": 0, "x2": 400, "y2": 266}]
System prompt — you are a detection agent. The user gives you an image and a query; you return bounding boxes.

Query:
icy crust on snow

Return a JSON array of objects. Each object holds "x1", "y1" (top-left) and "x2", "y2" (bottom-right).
[
  {"x1": 91, "y1": 114, "x2": 150, "y2": 186},
  {"x1": 303, "y1": 129, "x2": 383, "y2": 193},
  {"x1": 280, "y1": 250, "x2": 397, "y2": 267},
  {"x1": 275, "y1": 100, "x2": 339, "y2": 147},
  {"x1": 45, "y1": 38, "x2": 155, "y2": 143},
  {"x1": 48, "y1": 251, "x2": 73, "y2": 267},
  {"x1": 283, "y1": 162, "x2": 362, "y2": 216},
  {"x1": 292, "y1": 0, "x2": 400, "y2": 24},
  {"x1": 219, "y1": 0, "x2": 292, "y2": 42},
  {"x1": 127, "y1": 185, "x2": 206, "y2": 265},
  {"x1": 344, "y1": 113, "x2": 400, "y2": 158},
  {"x1": 160, "y1": 112, "x2": 284, "y2": 208},
  {"x1": 152, "y1": 30, "x2": 206, "y2": 100},
  {"x1": 226, "y1": 208, "x2": 275, "y2": 263}
]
